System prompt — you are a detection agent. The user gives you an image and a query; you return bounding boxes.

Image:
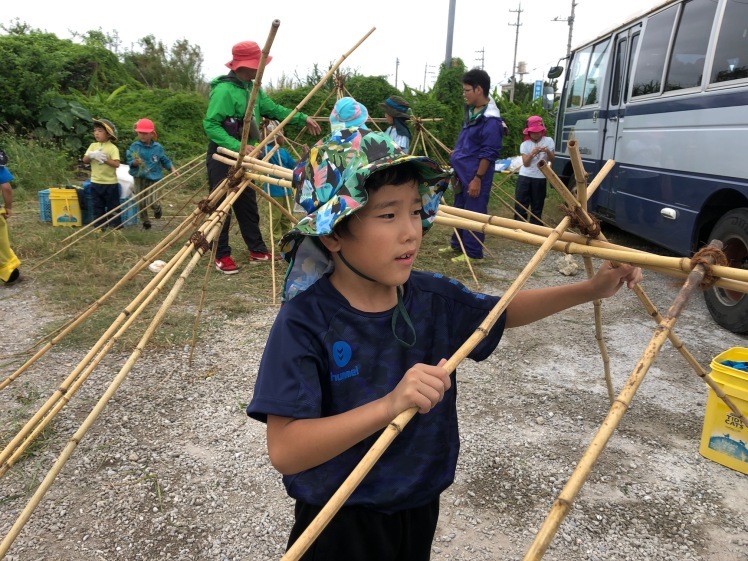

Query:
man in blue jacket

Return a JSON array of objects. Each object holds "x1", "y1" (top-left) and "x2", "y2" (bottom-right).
[{"x1": 441, "y1": 68, "x2": 503, "y2": 262}]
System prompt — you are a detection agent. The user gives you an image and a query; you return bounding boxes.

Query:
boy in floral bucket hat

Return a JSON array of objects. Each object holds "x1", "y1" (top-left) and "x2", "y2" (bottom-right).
[{"x1": 247, "y1": 127, "x2": 642, "y2": 560}]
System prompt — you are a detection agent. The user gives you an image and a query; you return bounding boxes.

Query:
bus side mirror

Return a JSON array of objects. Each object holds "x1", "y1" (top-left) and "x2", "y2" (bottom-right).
[
  {"x1": 542, "y1": 86, "x2": 555, "y2": 110},
  {"x1": 547, "y1": 66, "x2": 563, "y2": 79}
]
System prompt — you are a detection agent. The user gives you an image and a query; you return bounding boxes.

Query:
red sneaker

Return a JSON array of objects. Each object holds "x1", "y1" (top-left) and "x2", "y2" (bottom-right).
[
  {"x1": 215, "y1": 256, "x2": 240, "y2": 275},
  {"x1": 249, "y1": 251, "x2": 282, "y2": 262}
]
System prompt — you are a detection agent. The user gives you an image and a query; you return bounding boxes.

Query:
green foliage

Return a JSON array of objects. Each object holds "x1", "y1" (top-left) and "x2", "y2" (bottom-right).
[
  {"x1": 429, "y1": 59, "x2": 468, "y2": 150},
  {"x1": 122, "y1": 35, "x2": 204, "y2": 91},
  {"x1": 36, "y1": 98, "x2": 92, "y2": 153},
  {"x1": 0, "y1": 134, "x2": 74, "y2": 198},
  {"x1": 494, "y1": 94, "x2": 555, "y2": 158}
]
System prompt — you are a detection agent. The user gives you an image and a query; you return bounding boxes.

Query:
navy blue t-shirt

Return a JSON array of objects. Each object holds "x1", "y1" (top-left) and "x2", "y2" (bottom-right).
[{"x1": 247, "y1": 270, "x2": 506, "y2": 513}]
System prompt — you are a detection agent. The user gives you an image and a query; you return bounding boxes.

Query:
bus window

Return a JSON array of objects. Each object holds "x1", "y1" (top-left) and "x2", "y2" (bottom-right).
[
  {"x1": 632, "y1": 5, "x2": 678, "y2": 96},
  {"x1": 711, "y1": 0, "x2": 748, "y2": 84},
  {"x1": 566, "y1": 46, "x2": 592, "y2": 108},
  {"x1": 611, "y1": 38, "x2": 627, "y2": 106},
  {"x1": 583, "y1": 41, "x2": 611, "y2": 105},
  {"x1": 664, "y1": 0, "x2": 717, "y2": 91},
  {"x1": 624, "y1": 33, "x2": 639, "y2": 103}
]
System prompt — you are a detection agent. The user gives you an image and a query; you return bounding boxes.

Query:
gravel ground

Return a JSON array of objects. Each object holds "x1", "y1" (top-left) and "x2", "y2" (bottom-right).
[{"x1": 1, "y1": 233, "x2": 748, "y2": 561}]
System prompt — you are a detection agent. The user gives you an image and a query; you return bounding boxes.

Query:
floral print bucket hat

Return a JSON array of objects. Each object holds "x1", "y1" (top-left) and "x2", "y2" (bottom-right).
[{"x1": 280, "y1": 127, "x2": 451, "y2": 301}]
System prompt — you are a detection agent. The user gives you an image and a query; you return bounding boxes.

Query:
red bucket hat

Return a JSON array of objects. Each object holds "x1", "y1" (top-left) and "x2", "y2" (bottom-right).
[{"x1": 225, "y1": 41, "x2": 272, "y2": 71}]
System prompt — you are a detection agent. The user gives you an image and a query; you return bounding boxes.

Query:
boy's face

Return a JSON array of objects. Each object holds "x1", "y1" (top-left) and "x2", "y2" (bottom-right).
[
  {"x1": 137, "y1": 131, "x2": 154, "y2": 143},
  {"x1": 93, "y1": 126, "x2": 110, "y2": 143},
  {"x1": 529, "y1": 131, "x2": 543, "y2": 141},
  {"x1": 327, "y1": 180, "x2": 423, "y2": 294}
]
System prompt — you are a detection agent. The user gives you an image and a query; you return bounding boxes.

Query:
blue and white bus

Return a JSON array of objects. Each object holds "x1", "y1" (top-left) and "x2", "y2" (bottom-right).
[{"x1": 551, "y1": 0, "x2": 748, "y2": 333}]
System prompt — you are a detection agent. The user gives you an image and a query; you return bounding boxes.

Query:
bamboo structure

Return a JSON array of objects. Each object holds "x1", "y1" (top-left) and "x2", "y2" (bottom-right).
[{"x1": 523, "y1": 240, "x2": 725, "y2": 560}]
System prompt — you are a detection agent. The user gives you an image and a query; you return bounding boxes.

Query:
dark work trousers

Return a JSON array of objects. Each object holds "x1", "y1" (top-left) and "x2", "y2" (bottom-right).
[
  {"x1": 449, "y1": 174, "x2": 493, "y2": 259},
  {"x1": 89, "y1": 182, "x2": 121, "y2": 229},
  {"x1": 287, "y1": 498, "x2": 440, "y2": 561},
  {"x1": 206, "y1": 144, "x2": 268, "y2": 259},
  {"x1": 514, "y1": 175, "x2": 547, "y2": 226}
]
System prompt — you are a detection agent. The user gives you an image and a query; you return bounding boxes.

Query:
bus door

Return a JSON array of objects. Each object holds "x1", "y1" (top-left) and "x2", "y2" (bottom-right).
[{"x1": 597, "y1": 25, "x2": 641, "y2": 213}]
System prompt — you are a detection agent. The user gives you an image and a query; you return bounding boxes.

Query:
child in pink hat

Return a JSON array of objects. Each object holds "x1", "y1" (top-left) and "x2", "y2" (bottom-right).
[{"x1": 515, "y1": 115, "x2": 555, "y2": 225}]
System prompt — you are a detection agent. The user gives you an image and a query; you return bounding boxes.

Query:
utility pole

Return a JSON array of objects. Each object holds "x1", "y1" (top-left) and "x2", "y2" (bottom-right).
[
  {"x1": 445, "y1": 0, "x2": 457, "y2": 69},
  {"x1": 509, "y1": 3, "x2": 523, "y2": 102},
  {"x1": 395, "y1": 57, "x2": 400, "y2": 89},
  {"x1": 552, "y1": 0, "x2": 577, "y2": 59},
  {"x1": 475, "y1": 47, "x2": 485, "y2": 70}
]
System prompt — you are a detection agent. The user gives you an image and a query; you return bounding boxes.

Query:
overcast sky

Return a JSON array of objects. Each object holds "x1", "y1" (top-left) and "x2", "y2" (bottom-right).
[{"x1": 4, "y1": 0, "x2": 663, "y2": 91}]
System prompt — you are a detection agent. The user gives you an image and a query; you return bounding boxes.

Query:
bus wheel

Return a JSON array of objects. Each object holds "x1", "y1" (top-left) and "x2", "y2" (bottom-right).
[{"x1": 704, "y1": 208, "x2": 748, "y2": 334}]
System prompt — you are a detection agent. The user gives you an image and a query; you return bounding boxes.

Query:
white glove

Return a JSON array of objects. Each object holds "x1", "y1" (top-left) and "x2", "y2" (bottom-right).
[{"x1": 89, "y1": 150, "x2": 108, "y2": 163}]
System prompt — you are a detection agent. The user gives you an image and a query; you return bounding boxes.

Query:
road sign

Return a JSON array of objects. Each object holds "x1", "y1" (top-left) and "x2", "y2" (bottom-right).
[{"x1": 533, "y1": 79, "x2": 543, "y2": 100}]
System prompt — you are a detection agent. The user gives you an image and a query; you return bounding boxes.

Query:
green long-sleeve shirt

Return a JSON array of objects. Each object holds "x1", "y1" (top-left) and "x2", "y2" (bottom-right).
[{"x1": 203, "y1": 73, "x2": 309, "y2": 152}]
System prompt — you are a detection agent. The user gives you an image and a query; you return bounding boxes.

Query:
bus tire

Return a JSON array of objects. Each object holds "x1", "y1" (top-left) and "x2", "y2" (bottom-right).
[{"x1": 704, "y1": 208, "x2": 748, "y2": 334}]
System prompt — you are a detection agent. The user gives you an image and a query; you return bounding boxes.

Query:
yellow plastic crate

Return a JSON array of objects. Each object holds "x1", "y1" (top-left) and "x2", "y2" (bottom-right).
[
  {"x1": 49, "y1": 188, "x2": 81, "y2": 227},
  {"x1": 699, "y1": 347, "x2": 748, "y2": 475}
]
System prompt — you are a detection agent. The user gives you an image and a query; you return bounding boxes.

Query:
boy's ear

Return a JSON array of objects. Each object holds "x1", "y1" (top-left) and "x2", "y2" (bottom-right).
[{"x1": 318, "y1": 234, "x2": 341, "y2": 253}]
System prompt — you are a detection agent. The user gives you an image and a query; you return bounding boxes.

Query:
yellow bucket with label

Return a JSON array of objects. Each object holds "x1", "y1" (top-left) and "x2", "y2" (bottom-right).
[
  {"x1": 699, "y1": 347, "x2": 748, "y2": 475},
  {"x1": 49, "y1": 188, "x2": 81, "y2": 227}
]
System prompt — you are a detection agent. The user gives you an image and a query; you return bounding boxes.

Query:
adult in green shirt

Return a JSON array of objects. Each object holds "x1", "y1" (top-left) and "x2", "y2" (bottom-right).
[{"x1": 204, "y1": 40, "x2": 321, "y2": 274}]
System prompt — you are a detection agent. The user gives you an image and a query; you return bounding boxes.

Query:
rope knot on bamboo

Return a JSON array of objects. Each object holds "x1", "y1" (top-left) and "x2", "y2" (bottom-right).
[
  {"x1": 691, "y1": 246, "x2": 728, "y2": 289},
  {"x1": 197, "y1": 199, "x2": 216, "y2": 215},
  {"x1": 189, "y1": 232, "x2": 211, "y2": 255},
  {"x1": 562, "y1": 205, "x2": 602, "y2": 238}
]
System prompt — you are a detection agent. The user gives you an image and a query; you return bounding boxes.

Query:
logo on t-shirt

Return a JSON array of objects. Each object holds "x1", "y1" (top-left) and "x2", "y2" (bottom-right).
[
  {"x1": 332, "y1": 341, "x2": 352, "y2": 367},
  {"x1": 330, "y1": 340, "x2": 359, "y2": 382}
]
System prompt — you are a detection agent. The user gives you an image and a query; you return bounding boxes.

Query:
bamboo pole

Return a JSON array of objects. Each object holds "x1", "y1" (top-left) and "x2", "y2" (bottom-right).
[
  {"x1": 1, "y1": 19, "x2": 379, "y2": 499},
  {"x1": 28, "y1": 160, "x2": 208, "y2": 273},
  {"x1": 282, "y1": 215, "x2": 575, "y2": 561},
  {"x1": 451, "y1": 227, "x2": 480, "y2": 289},
  {"x1": 189, "y1": 216, "x2": 222, "y2": 368},
  {"x1": 567, "y1": 145, "x2": 615, "y2": 403},
  {"x1": 0, "y1": 171, "x2": 250, "y2": 467},
  {"x1": 0, "y1": 236, "x2": 200, "y2": 474},
  {"x1": 433, "y1": 213, "x2": 748, "y2": 291},
  {"x1": 0, "y1": 206, "x2": 201, "y2": 393},
  {"x1": 523, "y1": 240, "x2": 723, "y2": 561},
  {"x1": 58, "y1": 157, "x2": 197, "y2": 244},
  {"x1": 0, "y1": 208, "x2": 231, "y2": 558}
]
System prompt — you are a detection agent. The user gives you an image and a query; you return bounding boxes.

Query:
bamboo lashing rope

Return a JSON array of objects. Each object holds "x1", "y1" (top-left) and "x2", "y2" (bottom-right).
[
  {"x1": 523, "y1": 240, "x2": 725, "y2": 560},
  {"x1": 282, "y1": 215, "x2": 576, "y2": 560}
]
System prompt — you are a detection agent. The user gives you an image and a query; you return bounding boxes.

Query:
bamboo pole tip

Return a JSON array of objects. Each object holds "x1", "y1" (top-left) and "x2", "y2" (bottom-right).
[{"x1": 273, "y1": 19, "x2": 280, "y2": 26}]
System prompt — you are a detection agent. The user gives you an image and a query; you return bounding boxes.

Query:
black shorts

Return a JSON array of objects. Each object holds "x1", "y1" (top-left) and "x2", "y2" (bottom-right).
[{"x1": 287, "y1": 497, "x2": 440, "y2": 561}]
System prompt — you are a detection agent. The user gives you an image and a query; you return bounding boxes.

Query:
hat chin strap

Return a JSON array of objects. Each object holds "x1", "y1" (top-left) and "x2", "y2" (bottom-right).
[{"x1": 337, "y1": 250, "x2": 416, "y2": 348}]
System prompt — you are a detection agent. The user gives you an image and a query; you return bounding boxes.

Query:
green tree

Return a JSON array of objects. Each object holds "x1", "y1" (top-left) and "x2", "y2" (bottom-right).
[{"x1": 121, "y1": 35, "x2": 204, "y2": 91}]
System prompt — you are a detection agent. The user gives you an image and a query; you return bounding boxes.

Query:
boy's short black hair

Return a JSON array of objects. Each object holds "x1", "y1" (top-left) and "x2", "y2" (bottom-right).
[{"x1": 462, "y1": 68, "x2": 491, "y2": 96}]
